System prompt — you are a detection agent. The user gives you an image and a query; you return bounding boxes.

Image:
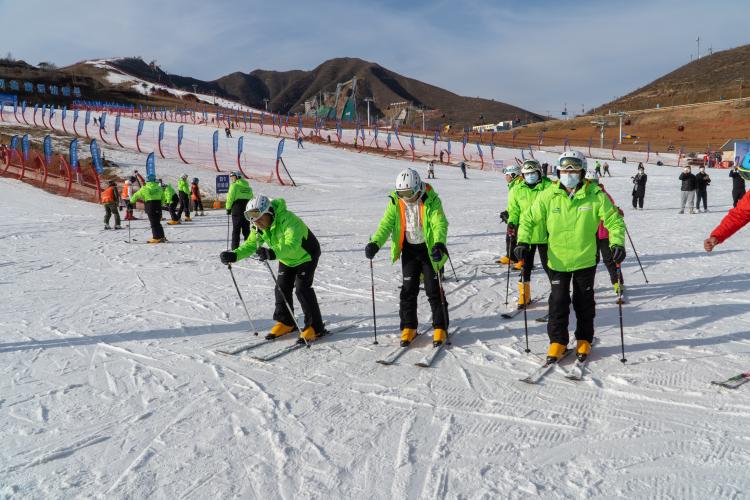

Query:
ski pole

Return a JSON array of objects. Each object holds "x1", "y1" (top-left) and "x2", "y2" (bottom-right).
[
  {"x1": 521, "y1": 269, "x2": 530, "y2": 354},
  {"x1": 369, "y1": 259, "x2": 378, "y2": 345},
  {"x1": 226, "y1": 213, "x2": 231, "y2": 251},
  {"x1": 624, "y1": 224, "x2": 648, "y2": 284},
  {"x1": 504, "y1": 237, "x2": 512, "y2": 306},
  {"x1": 616, "y1": 264, "x2": 627, "y2": 363},
  {"x1": 435, "y1": 266, "x2": 451, "y2": 346},
  {"x1": 227, "y1": 263, "x2": 259, "y2": 335},
  {"x1": 262, "y1": 259, "x2": 308, "y2": 347},
  {"x1": 127, "y1": 214, "x2": 131, "y2": 244},
  {"x1": 446, "y1": 252, "x2": 458, "y2": 281}
]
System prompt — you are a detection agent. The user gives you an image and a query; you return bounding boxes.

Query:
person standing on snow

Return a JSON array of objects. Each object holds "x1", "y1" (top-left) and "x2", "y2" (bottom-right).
[
  {"x1": 498, "y1": 164, "x2": 524, "y2": 268},
  {"x1": 130, "y1": 174, "x2": 166, "y2": 243},
  {"x1": 631, "y1": 164, "x2": 647, "y2": 209},
  {"x1": 219, "y1": 195, "x2": 324, "y2": 343},
  {"x1": 603, "y1": 162, "x2": 611, "y2": 176},
  {"x1": 191, "y1": 178, "x2": 205, "y2": 216},
  {"x1": 121, "y1": 176, "x2": 137, "y2": 220},
  {"x1": 507, "y1": 159, "x2": 552, "y2": 308},
  {"x1": 594, "y1": 160, "x2": 602, "y2": 177},
  {"x1": 161, "y1": 179, "x2": 180, "y2": 224},
  {"x1": 679, "y1": 166, "x2": 697, "y2": 214},
  {"x1": 695, "y1": 166, "x2": 711, "y2": 212},
  {"x1": 365, "y1": 168, "x2": 450, "y2": 347},
  {"x1": 427, "y1": 161, "x2": 435, "y2": 179},
  {"x1": 176, "y1": 174, "x2": 192, "y2": 222},
  {"x1": 729, "y1": 165, "x2": 746, "y2": 207},
  {"x1": 101, "y1": 180, "x2": 122, "y2": 230},
  {"x1": 586, "y1": 170, "x2": 625, "y2": 295},
  {"x1": 705, "y1": 158, "x2": 750, "y2": 252},
  {"x1": 459, "y1": 161, "x2": 467, "y2": 179},
  {"x1": 226, "y1": 171, "x2": 254, "y2": 249},
  {"x1": 517, "y1": 151, "x2": 625, "y2": 364}
]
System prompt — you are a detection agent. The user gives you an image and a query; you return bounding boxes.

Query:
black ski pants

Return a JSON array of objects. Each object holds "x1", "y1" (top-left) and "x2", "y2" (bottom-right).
[
  {"x1": 193, "y1": 198, "x2": 204, "y2": 212},
  {"x1": 230, "y1": 199, "x2": 250, "y2": 250},
  {"x1": 167, "y1": 194, "x2": 179, "y2": 221},
  {"x1": 177, "y1": 191, "x2": 190, "y2": 219},
  {"x1": 632, "y1": 191, "x2": 645, "y2": 209},
  {"x1": 547, "y1": 265, "x2": 596, "y2": 345},
  {"x1": 144, "y1": 200, "x2": 165, "y2": 239},
  {"x1": 273, "y1": 231, "x2": 324, "y2": 333},
  {"x1": 696, "y1": 189, "x2": 708, "y2": 210},
  {"x1": 596, "y1": 238, "x2": 621, "y2": 285},
  {"x1": 400, "y1": 241, "x2": 448, "y2": 330},
  {"x1": 520, "y1": 243, "x2": 549, "y2": 281},
  {"x1": 505, "y1": 231, "x2": 518, "y2": 261},
  {"x1": 733, "y1": 190, "x2": 745, "y2": 208}
]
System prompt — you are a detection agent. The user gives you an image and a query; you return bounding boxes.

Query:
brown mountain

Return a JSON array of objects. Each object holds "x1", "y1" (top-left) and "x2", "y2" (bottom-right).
[{"x1": 592, "y1": 43, "x2": 750, "y2": 113}]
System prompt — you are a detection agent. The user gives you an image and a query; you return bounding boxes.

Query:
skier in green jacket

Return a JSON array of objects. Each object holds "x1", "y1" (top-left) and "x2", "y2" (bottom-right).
[
  {"x1": 130, "y1": 174, "x2": 166, "y2": 243},
  {"x1": 498, "y1": 164, "x2": 524, "y2": 268},
  {"x1": 160, "y1": 180, "x2": 180, "y2": 225},
  {"x1": 226, "y1": 171, "x2": 254, "y2": 249},
  {"x1": 365, "y1": 168, "x2": 450, "y2": 347},
  {"x1": 516, "y1": 151, "x2": 625, "y2": 364},
  {"x1": 176, "y1": 174, "x2": 192, "y2": 222},
  {"x1": 507, "y1": 159, "x2": 553, "y2": 307},
  {"x1": 219, "y1": 195, "x2": 324, "y2": 343}
]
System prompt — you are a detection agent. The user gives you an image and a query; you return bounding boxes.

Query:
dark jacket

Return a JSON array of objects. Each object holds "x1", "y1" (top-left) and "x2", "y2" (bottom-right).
[
  {"x1": 679, "y1": 172, "x2": 697, "y2": 191},
  {"x1": 730, "y1": 169, "x2": 747, "y2": 193},
  {"x1": 632, "y1": 173, "x2": 647, "y2": 195},
  {"x1": 695, "y1": 171, "x2": 711, "y2": 190}
]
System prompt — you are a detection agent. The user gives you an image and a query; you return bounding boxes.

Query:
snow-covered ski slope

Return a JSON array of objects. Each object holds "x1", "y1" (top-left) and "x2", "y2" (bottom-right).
[{"x1": 2, "y1": 131, "x2": 750, "y2": 499}]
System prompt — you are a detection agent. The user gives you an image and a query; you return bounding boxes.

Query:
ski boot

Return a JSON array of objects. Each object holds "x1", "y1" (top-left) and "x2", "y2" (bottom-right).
[
  {"x1": 497, "y1": 255, "x2": 511, "y2": 265},
  {"x1": 104, "y1": 224, "x2": 111, "y2": 230},
  {"x1": 160, "y1": 237, "x2": 168, "y2": 243},
  {"x1": 513, "y1": 259, "x2": 524, "y2": 271},
  {"x1": 518, "y1": 282, "x2": 531, "y2": 307},
  {"x1": 200, "y1": 211, "x2": 206, "y2": 216},
  {"x1": 433, "y1": 328, "x2": 447, "y2": 347},
  {"x1": 265, "y1": 322, "x2": 296, "y2": 340},
  {"x1": 297, "y1": 326, "x2": 320, "y2": 344},
  {"x1": 576, "y1": 340, "x2": 591, "y2": 362},
  {"x1": 400, "y1": 328, "x2": 417, "y2": 347},
  {"x1": 184, "y1": 216, "x2": 192, "y2": 222},
  {"x1": 545, "y1": 343, "x2": 567, "y2": 365},
  {"x1": 147, "y1": 238, "x2": 162, "y2": 244},
  {"x1": 167, "y1": 219, "x2": 181, "y2": 225},
  {"x1": 114, "y1": 225, "x2": 122, "y2": 230}
]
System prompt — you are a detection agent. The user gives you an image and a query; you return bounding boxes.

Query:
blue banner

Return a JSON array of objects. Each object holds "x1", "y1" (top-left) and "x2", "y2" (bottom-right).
[
  {"x1": 73, "y1": 108, "x2": 79, "y2": 124},
  {"x1": 49, "y1": 106, "x2": 56, "y2": 120},
  {"x1": 90, "y1": 139, "x2": 103, "y2": 173},
  {"x1": 249, "y1": 111, "x2": 253, "y2": 124},
  {"x1": 213, "y1": 130, "x2": 219, "y2": 153},
  {"x1": 410, "y1": 133, "x2": 415, "y2": 150},
  {"x1": 43, "y1": 135, "x2": 52, "y2": 165},
  {"x1": 374, "y1": 126, "x2": 379, "y2": 139},
  {"x1": 69, "y1": 139, "x2": 79, "y2": 169},
  {"x1": 41, "y1": 104, "x2": 47, "y2": 120},
  {"x1": 10, "y1": 135, "x2": 18, "y2": 150},
  {"x1": 22, "y1": 134, "x2": 29, "y2": 161},
  {"x1": 33, "y1": 103, "x2": 38, "y2": 117},
  {"x1": 115, "y1": 114, "x2": 120, "y2": 132},
  {"x1": 386, "y1": 133, "x2": 392, "y2": 148},
  {"x1": 62, "y1": 107, "x2": 67, "y2": 122},
  {"x1": 85, "y1": 109, "x2": 91, "y2": 125},
  {"x1": 146, "y1": 152, "x2": 156, "y2": 177},
  {"x1": 100, "y1": 112, "x2": 107, "y2": 129},
  {"x1": 238, "y1": 135, "x2": 244, "y2": 156},
  {"x1": 158, "y1": 122, "x2": 165, "y2": 142},
  {"x1": 462, "y1": 134, "x2": 467, "y2": 146},
  {"x1": 476, "y1": 142, "x2": 483, "y2": 158},
  {"x1": 394, "y1": 125, "x2": 400, "y2": 139},
  {"x1": 447, "y1": 140, "x2": 451, "y2": 153},
  {"x1": 434, "y1": 130, "x2": 439, "y2": 142},
  {"x1": 360, "y1": 126, "x2": 365, "y2": 142},
  {"x1": 298, "y1": 113, "x2": 303, "y2": 132},
  {"x1": 178, "y1": 125, "x2": 184, "y2": 146},
  {"x1": 137, "y1": 119, "x2": 144, "y2": 137},
  {"x1": 277, "y1": 138, "x2": 285, "y2": 160}
]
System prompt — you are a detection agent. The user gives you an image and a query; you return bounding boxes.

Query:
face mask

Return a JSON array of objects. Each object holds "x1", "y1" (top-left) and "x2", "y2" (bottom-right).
[
  {"x1": 559, "y1": 172, "x2": 580, "y2": 189},
  {"x1": 524, "y1": 172, "x2": 539, "y2": 185}
]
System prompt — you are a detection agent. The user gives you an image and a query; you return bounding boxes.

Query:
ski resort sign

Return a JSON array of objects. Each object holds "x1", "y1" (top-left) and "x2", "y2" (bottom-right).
[{"x1": 216, "y1": 174, "x2": 230, "y2": 194}]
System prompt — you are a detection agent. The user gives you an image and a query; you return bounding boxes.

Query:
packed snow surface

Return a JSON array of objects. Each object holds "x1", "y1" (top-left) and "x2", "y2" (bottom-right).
[{"x1": 1, "y1": 128, "x2": 750, "y2": 499}]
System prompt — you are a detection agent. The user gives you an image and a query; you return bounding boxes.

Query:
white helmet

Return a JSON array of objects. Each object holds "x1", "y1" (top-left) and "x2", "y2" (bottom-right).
[
  {"x1": 584, "y1": 169, "x2": 599, "y2": 181},
  {"x1": 244, "y1": 195, "x2": 272, "y2": 222},
  {"x1": 395, "y1": 168, "x2": 424, "y2": 200},
  {"x1": 521, "y1": 159, "x2": 541, "y2": 175},
  {"x1": 503, "y1": 164, "x2": 521, "y2": 177},
  {"x1": 558, "y1": 150, "x2": 587, "y2": 171}
]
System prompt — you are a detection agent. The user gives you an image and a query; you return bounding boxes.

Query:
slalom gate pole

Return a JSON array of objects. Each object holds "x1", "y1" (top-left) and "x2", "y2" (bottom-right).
[
  {"x1": 279, "y1": 157, "x2": 297, "y2": 187},
  {"x1": 504, "y1": 237, "x2": 512, "y2": 306},
  {"x1": 624, "y1": 225, "x2": 648, "y2": 283},
  {"x1": 436, "y1": 266, "x2": 451, "y2": 346},
  {"x1": 228, "y1": 263, "x2": 259, "y2": 335},
  {"x1": 262, "y1": 259, "x2": 308, "y2": 347},
  {"x1": 521, "y1": 269, "x2": 530, "y2": 354},
  {"x1": 226, "y1": 214, "x2": 231, "y2": 251},
  {"x1": 369, "y1": 259, "x2": 378, "y2": 345},
  {"x1": 127, "y1": 215, "x2": 131, "y2": 244},
  {"x1": 446, "y1": 252, "x2": 458, "y2": 281},
  {"x1": 616, "y1": 264, "x2": 627, "y2": 363}
]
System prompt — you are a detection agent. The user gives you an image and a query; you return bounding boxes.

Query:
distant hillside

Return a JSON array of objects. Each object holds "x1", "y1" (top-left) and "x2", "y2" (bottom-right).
[{"x1": 593, "y1": 44, "x2": 750, "y2": 113}]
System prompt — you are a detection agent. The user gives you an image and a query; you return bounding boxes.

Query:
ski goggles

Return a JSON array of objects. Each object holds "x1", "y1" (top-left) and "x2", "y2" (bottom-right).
[
  {"x1": 738, "y1": 168, "x2": 750, "y2": 181},
  {"x1": 396, "y1": 188, "x2": 420, "y2": 200},
  {"x1": 558, "y1": 157, "x2": 585, "y2": 170},
  {"x1": 244, "y1": 208, "x2": 266, "y2": 222}
]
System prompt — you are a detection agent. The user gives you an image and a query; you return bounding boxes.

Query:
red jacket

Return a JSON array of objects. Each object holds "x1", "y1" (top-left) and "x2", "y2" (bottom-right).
[{"x1": 710, "y1": 190, "x2": 750, "y2": 243}]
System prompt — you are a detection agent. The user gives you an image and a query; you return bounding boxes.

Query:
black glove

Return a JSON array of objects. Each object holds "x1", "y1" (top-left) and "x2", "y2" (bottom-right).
[
  {"x1": 513, "y1": 243, "x2": 528, "y2": 262},
  {"x1": 611, "y1": 245, "x2": 626, "y2": 264},
  {"x1": 500, "y1": 210, "x2": 509, "y2": 223},
  {"x1": 226, "y1": 210, "x2": 231, "y2": 215},
  {"x1": 220, "y1": 251, "x2": 237, "y2": 265},
  {"x1": 365, "y1": 242, "x2": 379, "y2": 260},
  {"x1": 506, "y1": 223, "x2": 517, "y2": 238},
  {"x1": 256, "y1": 247, "x2": 275, "y2": 261},
  {"x1": 431, "y1": 242, "x2": 447, "y2": 262}
]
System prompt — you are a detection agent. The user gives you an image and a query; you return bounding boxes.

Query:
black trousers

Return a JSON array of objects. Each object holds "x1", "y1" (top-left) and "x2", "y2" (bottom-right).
[
  {"x1": 145, "y1": 200, "x2": 165, "y2": 239},
  {"x1": 696, "y1": 189, "x2": 708, "y2": 210},
  {"x1": 400, "y1": 241, "x2": 448, "y2": 330},
  {"x1": 177, "y1": 191, "x2": 190, "y2": 218},
  {"x1": 230, "y1": 199, "x2": 250, "y2": 250},
  {"x1": 167, "y1": 195, "x2": 179, "y2": 221},
  {"x1": 632, "y1": 191, "x2": 644, "y2": 209},
  {"x1": 273, "y1": 232, "x2": 323, "y2": 332},
  {"x1": 520, "y1": 243, "x2": 549, "y2": 281},
  {"x1": 505, "y1": 231, "x2": 518, "y2": 261},
  {"x1": 733, "y1": 190, "x2": 745, "y2": 208},
  {"x1": 193, "y1": 198, "x2": 204, "y2": 212},
  {"x1": 596, "y1": 238, "x2": 621, "y2": 285},
  {"x1": 547, "y1": 266, "x2": 596, "y2": 345}
]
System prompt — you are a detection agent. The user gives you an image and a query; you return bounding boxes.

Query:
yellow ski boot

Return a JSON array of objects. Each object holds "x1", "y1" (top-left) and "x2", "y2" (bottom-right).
[
  {"x1": 400, "y1": 328, "x2": 417, "y2": 347},
  {"x1": 167, "y1": 219, "x2": 181, "y2": 225},
  {"x1": 497, "y1": 255, "x2": 511, "y2": 265},
  {"x1": 576, "y1": 340, "x2": 592, "y2": 362},
  {"x1": 184, "y1": 216, "x2": 192, "y2": 222},
  {"x1": 298, "y1": 326, "x2": 319, "y2": 344},
  {"x1": 147, "y1": 238, "x2": 162, "y2": 244},
  {"x1": 433, "y1": 328, "x2": 447, "y2": 347},
  {"x1": 513, "y1": 259, "x2": 524, "y2": 270},
  {"x1": 517, "y1": 282, "x2": 531, "y2": 307},
  {"x1": 546, "y1": 343, "x2": 567, "y2": 365},
  {"x1": 265, "y1": 322, "x2": 296, "y2": 340}
]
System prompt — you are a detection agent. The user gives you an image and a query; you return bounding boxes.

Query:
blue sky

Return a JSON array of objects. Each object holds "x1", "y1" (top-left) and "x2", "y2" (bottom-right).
[{"x1": 1, "y1": 0, "x2": 747, "y2": 116}]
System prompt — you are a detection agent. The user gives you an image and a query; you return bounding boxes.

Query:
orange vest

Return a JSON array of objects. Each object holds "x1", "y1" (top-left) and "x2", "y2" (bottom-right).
[
  {"x1": 101, "y1": 186, "x2": 116, "y2": 203},
  {"x1": 121, "y1": 182, "x2": 130, "y2": 199}
]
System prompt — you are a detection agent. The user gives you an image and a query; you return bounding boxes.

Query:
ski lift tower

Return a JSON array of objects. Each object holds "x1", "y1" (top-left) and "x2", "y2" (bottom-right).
[
  {"x1": 590, "y1": 119, "x2": 615, "y2": 149},
  {"x1": 615, "y1": 111, "x2": 630, "y2": 144}
]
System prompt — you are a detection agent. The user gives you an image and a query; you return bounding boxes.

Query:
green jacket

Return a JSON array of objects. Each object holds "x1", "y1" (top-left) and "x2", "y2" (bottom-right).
[
  {"x1": 370, "y1": 185, "x2": 448, "y2": 272},
  {"x1": 178, "y1": 178, "x2": 190, "y2": 195},
  {"x1": 130, "y1": 181, "x2": 163, "y2": 203},
  {"x1": 234, "y1": 199, "x2": 313, "y2": 267},
  {"x1": 505, "y1": 175, "x2": 523, "y2": 211},
  {"x1": 162, "y1": 184, "x2": 177, "y2": 205},
  {"x1": 518, "y1": 182, "x2": 624, "y2": 272},
  {"x1": 226, "y1": 178, "x2": 254, "y2": 211},
  {"x1": 508, "y1": 177, "x2": 553, "y2": 244}
]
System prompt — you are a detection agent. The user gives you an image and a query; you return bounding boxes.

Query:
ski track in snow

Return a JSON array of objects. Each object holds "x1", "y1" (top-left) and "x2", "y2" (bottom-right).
[{"x1": 2, "y1": 118, "x2": 750, "y2": 498}]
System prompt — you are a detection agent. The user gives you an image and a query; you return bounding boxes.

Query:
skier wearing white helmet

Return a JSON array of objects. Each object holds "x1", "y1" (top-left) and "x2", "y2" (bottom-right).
[
  {"x1": 226, "y1": 171, "x2": 254, "y2": 249},
  {"x1": 365, "y1": 168, "x2": 450, "y2": 347},
  {"x1": 498, "y1": 163, "x2": 524, "y2": 268},
  {"x1": 220, "y1": 195, "x2": 325, "y2": 343},
  {"x1": 517, "y1": 151, "x2": 625, "y2": 365}
]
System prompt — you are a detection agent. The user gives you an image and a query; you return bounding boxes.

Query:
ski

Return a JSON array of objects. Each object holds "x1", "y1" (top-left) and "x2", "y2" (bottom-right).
[
  {"x1": 414, "y1": 328, "x2": 461, "y2": 368},
  {"x1": 376, "y1": 327, "x2": 430, "y2": 365},
  {"x1": 501, "y1": 297, "x2": 540, "y2": 319},
  {"x1": 519, "y1": 348, "x2": 574, "y2": 384},
  {"x1": 251, "y1": 324, "x2": 353, "y2": 362},
  {"x1": 535, "y1": 313, "x2": 549, "y2": 323},
  {"x1": 711, "y1": 372, "x2": 750, "y2": 389},
  {"x1": 560, "y1": 338, "x2": 598, "y2": 381},
  {"x1": 215, "y1": 336, "x2": 276, "y2": 355}
]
